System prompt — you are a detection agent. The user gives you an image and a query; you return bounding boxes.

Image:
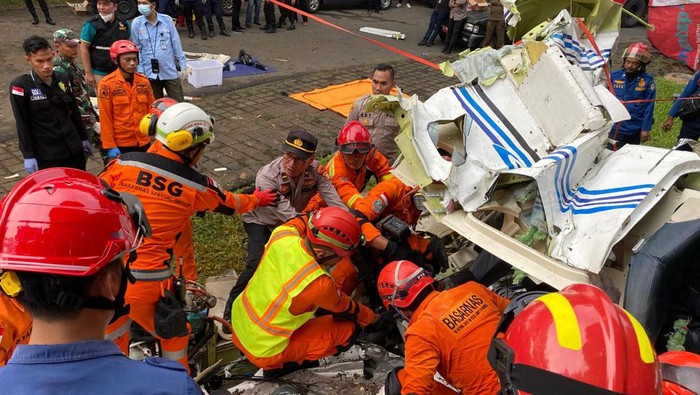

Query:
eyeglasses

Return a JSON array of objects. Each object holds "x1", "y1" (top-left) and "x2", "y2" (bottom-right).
[
  {"x1": 283, "y1": 152, "x2": 307, "y2": 164},
  {"x1": 339, "y1": 142, "x2": 371, "y2": 155}
]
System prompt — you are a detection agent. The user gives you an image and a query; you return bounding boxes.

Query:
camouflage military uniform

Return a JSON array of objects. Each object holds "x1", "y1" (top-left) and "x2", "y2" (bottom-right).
[{"x1": 53, "y1": 54, "x2": 106, "y2": 163}]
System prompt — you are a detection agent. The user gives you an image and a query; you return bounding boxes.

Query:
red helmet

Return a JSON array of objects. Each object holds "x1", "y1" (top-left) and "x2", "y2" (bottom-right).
[
  {"x1": 659, "y1": 351, "x2": 700, "y2": 395},
  {"x1": 489, "y1": 283, "x2": 662, "y2": 394},
  {"x1": 306, "y1": 207, "x2": 362, "y2": 257},
  {"x1": 338, "y1": 121, "x2": 372, "y2": 155},
  {"x1": 377, "y1": 260, "x2": 434, "y2": 310},
  {"x1": 0, "y1": 168, "x2": 149, "y2": 277},
  {"x1": 110, "y1": 39, "x2": 138, "y2": 63},
  {"x1": 149, "y1": 98, "x2": 178, "y2": 116}
]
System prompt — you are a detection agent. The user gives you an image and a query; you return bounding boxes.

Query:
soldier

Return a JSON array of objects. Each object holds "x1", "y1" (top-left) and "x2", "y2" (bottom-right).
[{"x1": 53, "y1": 28, "x2": 106, "y2": 164}]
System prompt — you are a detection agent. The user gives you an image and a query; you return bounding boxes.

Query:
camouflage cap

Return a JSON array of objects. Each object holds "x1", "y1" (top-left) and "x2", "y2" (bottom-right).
[{"x1": 53, "y1": 29, "x2": 80, "y2": 46}]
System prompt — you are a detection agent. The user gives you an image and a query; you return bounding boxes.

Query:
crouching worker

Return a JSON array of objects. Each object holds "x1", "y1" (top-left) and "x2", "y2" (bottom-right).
[
  {"x1": 379, "y1": 260, "x2": 509, "y2": 395},
  {"x1": 100, "y1": 102, "x2": 279, "y2": 371},
  {"x1": 0, "y1": 168, "x2": 200, "y2": 393},
  {"x1": 231, "y1": 207, "x2": 379, "y2": 378}
]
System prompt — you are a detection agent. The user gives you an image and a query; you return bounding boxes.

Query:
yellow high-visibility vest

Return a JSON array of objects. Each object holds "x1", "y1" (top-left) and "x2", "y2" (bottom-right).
[{"x1": 231, "y1": 225, "x2": 326, "y2": 358}]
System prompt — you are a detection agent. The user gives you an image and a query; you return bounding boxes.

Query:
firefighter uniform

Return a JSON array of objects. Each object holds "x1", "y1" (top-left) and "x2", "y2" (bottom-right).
[
  {"x1": 398, "y1": 281, "x2": 509, "y2": 394},
  {"x1": 97, "y1": 70, "x2": 154, "y2": 152},
  {"x1": 9, "y1": 70, "x2": 87, "y2": 170},
  {"x1": 347, "y1": 95, "x2": 401, "y2": 160},
  {"x1": 0, "y1": 293, "x2": 32, "y2": 367},
  {"x1": 100, "y1": 141, "x2": 262, "y2": 370},
  {"x1": 609, "y1": 69, "x2": 656, "y2": 146},
  {"x1": 231, "y1": 216, "x2": 376, "y2": 370}
]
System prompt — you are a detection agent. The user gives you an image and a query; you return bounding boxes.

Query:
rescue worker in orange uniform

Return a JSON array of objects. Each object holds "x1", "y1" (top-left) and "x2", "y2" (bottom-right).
[
  {"x1": 0, "y1": 282, "x2": 32, "y2": 366},
  {"x1": 378, "y1": 260, "x2": 509, "y2": 395},
  {"x1": 97, "y1": 39, "x2": 155, "y2": 160},
  {"x1": 488, "y1": 283, "x2": 662, "y2": 394},
  {"x1": 231, "y1": 207, "x2": 378, "y2": 378},
  {"x1": 101, "y1": 102, "x2": 279, "y2": 370},
  {"x1": 318, "y1": 121, "x2": 425, "y2": 261}
]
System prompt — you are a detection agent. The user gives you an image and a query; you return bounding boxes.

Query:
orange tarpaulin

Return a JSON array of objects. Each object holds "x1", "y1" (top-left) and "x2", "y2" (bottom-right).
[{"x1": 289, "y1": 78, "x2": 405, "y2": 118}]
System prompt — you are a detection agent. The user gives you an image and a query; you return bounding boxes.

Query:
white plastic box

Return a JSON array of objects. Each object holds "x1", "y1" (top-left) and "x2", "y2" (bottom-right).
[{"x1": 187, "y1": 60, "x2": 223, "y2": 88}]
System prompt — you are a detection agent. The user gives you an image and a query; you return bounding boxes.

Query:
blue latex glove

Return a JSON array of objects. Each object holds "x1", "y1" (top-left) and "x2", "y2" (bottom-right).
[
  {"x1": 107, "y1": 147, "x2": 121, "y2": 160},
  {"x1": 82, "y1": 140, "x2": 93, "y2": 157},
  {"x1": 24, "y1": 158, "x2": 38, "y2": 174}
]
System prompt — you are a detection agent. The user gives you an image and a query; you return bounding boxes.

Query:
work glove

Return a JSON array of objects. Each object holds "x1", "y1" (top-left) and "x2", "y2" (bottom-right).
[
  {"x1": 179, "y1": 70, "x2": 188, "y2": 81},
  {"x1": 23, "y1": 158, "x2": 38, "y2": 174},
  {"x1": 381, "y1": 240, "x2": 412, "y2": 261},
  {"x1": 107, "y1": 147, "x2": 121, "y2": 160},
  {"x1": 82, "y1": 140, "x2": 93, "y2": 157},
  {"x1": 364, "y1": 309, "x2": 399, "y2": 334},
  {"x1": 253, "y1": 187, "x2": 281, "y2": 207}
]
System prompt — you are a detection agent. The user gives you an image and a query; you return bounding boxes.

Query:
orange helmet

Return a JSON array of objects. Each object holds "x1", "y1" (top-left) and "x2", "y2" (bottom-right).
[
  {"x1": 377, "y1": 260, "x2": 434, "y2": 310},
  {"x1": 307, "y1": 207, "x2": 362, "y2": 257},
  {"x1": 488, "y1": 283, "x2": 662, "y2": 395},
  {"x1": 0, "y1": 168, "x2": 150, "y2": 277},
  {"x1": 110, "y1": 39, "x2": 138, "y2": 63},
  {"x1": 660, "y1": 351, "x2": 700, "y2": 395},
  {"x1": 337, "y1": 121, "x2": 372, "y2": 155}
]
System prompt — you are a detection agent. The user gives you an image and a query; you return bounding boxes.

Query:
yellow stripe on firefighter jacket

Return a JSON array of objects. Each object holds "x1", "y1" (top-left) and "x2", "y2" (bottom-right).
[{"x1": 231, "y1": 225, "x2": 326, "y2": 358}]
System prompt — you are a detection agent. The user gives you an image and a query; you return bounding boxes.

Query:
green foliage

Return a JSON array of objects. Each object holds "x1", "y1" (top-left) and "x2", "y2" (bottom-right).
[
  {"x1": 666, "y1": 318, "x2": 690, "y2": 351},
  {"x1": 646, "y1": 78, "x2": 685, "y2": 149}
]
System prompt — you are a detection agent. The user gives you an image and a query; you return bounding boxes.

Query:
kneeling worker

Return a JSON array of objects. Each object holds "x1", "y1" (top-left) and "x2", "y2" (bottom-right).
[
  {"x1": 231, "y1": 207, "x2": 378, "y2": 377},
  {"x1": 378, "y1": 260, "x2": 509, "y2": 394}
]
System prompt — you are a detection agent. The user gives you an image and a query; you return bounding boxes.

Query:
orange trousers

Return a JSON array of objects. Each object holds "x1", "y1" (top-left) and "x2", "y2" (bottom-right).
[
  {"x1": 106, "y1": 277, "x2": 191, "y2": 372},
  {"x1": 232, "y1": 315, "x2": 356, "y2": 370}
]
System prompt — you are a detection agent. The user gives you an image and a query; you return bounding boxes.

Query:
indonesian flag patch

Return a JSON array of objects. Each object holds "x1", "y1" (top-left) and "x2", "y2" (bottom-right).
[{"x1": 11, "y1": 86, "x2": 24, "y2": 96}]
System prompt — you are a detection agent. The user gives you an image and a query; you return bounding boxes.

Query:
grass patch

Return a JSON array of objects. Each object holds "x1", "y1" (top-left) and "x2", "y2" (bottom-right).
[{"x1": 646, "y1": 77, "x2": 685, "y2": 149}]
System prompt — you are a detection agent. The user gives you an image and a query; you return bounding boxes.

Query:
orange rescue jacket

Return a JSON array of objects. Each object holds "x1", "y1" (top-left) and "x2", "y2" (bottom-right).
[
  {"x1": 400, "y1": 282, "x2": 510, "y2": 395},
  {"x1": 97, "y1": 70, "x2": 154, "y2": 149},
  {"x1": 100, "y1": 142, "x2": 260, "y2": 272},
  {"x1": 0, "y1": 294, "x2": 32, "y2": 366}
]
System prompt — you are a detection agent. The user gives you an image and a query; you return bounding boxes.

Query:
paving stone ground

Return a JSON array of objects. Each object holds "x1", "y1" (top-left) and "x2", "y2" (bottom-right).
[{"x1": 0, "y1": 56, "x2": 450, "y2": 193}]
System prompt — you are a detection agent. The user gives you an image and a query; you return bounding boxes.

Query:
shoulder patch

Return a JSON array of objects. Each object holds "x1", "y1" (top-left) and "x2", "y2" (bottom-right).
[{"x1": 99, "y1": 87, "x2": 110, "y2": 99}]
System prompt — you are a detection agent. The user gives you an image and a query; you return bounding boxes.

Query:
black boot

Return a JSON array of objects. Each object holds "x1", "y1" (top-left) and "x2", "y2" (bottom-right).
[
  {"x1": 187, "y1": 26, "x2": 195, "y2": 38},
  {"x1": 43, "y1": 10, "x2": 55, "y2": 25},
  {"x1": 260, "y1": 23, "x2": 270, "y2": 30},
  {"x1": 276, "y1": 18, "x2": 283, "y2": 28},
  {"x1": 200, "y1": 27, "x2": 208, "y2": 40},
  {"x1": 219, "y1": 26, "x2": 230, "y2": 36},
  {"x1": 287, "y1": 21, "x2": 295, "y2": 30},
  {"x1": 265, "y1": 25, "x2": 276, "y2": 33},
  {"x1": 208, "y1": 24, "x2": 215, "y2": 37},
  {"x1": 30, "y1": 12, "x2": 39, "y2": 25}
]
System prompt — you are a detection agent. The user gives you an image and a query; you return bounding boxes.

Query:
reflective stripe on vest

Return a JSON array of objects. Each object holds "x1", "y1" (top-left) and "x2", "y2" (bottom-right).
[{"x1": 231, "y1": 225, "x2": 326, "y2": 358}]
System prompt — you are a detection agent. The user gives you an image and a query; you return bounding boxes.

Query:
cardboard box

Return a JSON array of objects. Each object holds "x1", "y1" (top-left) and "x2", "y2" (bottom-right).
[{"x1": 66, "y1": 1, "x2": 89, "y2": 15}]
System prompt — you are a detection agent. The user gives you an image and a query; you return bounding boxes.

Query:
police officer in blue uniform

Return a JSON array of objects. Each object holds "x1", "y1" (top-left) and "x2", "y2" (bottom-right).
[{"x1": 609, "y1": 42, "x2": 656, "y2": 150}]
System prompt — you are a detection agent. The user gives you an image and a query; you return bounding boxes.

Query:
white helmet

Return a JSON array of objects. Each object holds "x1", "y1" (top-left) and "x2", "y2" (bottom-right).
[{"x1": 155, "y1": 102, "x2": 215, "y2": 152}]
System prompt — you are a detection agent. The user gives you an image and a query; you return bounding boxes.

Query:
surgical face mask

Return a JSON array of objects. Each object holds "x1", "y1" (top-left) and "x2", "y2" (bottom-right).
[
  {"x1": 100, "y1": 12, "x2": 115, "y2": 23},
  {"x1": 138, "y1": 4, "x2": 152, "y2": 16}
]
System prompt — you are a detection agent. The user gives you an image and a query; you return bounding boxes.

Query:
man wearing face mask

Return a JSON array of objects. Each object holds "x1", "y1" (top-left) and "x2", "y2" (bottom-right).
[
  {"x1": 80, "y1": 0, "x2": 131, "y2": 88},
  {"x1": 131, "y1": 0, "x2": 188, "y2": 102},
  {"x1": 0, "y1": 168, "x2": 200, "y2": 393},
  {"x1": 608, "y1": 42, "x2": 655, "y2": 150},
  {"x1": 98, "y1": 40, "x2": 155, "y2": 160}
]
